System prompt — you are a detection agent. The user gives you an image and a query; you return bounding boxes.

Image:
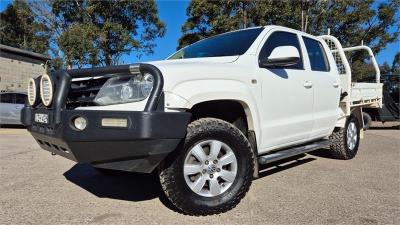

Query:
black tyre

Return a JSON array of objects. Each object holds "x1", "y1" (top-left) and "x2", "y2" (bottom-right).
[
  {"x1": 362, "y1": 112, "x2": 372, "y2": 130},
  {"x1": 329, "y1": 115, "x2": 360, "y2": 160},
  {"x1": 159, "y1": 118, "x2": 254, "y2": 216}
]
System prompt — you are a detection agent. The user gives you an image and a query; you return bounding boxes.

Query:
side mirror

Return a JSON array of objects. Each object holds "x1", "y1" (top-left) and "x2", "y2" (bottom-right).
[{"x1": 259, "y1": 46, "x2": 300, "y2": 68}]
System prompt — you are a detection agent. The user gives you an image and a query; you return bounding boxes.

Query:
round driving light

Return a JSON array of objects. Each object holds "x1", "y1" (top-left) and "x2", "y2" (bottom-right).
[
  {"x1": 40, "y1": 74, "x2": 53, "y2": 106},
  {"x1": 73, "y1": 117, "x2": 87, "y2": 131},
  {"x1": 27, "y1": 78, "x2": 37, "y2": 106}
]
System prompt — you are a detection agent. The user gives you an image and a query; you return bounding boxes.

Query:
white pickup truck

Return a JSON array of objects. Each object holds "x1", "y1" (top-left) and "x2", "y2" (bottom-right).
[{"x1": 22, "y1": 25, "x2": 382, "y2": 215}]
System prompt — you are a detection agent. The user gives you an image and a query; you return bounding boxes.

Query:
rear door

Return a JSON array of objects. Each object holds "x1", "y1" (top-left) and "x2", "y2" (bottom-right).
[{"x1": 302, "y1": 36, "x2": 340, "y2": 137}]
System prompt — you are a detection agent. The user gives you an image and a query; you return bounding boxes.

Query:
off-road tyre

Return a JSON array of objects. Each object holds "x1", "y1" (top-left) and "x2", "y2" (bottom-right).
[
  {"x1": 159, "y1": 118, "x2": 254, "y2": 216},
  {"x1": 329, "y1": 115, "x2": 360, "y2": 160}
]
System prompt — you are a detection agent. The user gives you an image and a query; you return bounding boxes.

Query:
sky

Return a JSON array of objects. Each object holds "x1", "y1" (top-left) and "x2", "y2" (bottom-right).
[{"x1": 0, "y1": 0, "x2": 399, "y2": 65}]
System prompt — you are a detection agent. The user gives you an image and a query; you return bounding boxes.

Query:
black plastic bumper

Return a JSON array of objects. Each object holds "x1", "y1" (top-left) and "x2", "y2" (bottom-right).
[
  {"x1": 23, "y1": 107, "x2": 190, "y2": 173},
  {"x1": 22, "y1": 64, "x2": 191, "y2": 173}
]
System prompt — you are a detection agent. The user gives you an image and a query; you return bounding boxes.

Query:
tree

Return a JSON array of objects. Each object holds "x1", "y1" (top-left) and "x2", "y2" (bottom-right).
[
  {"x1": 51, "y1": 0, "x2": 166, "y2": 67},
  {"x1": 57, "y1": 24, "x2": 100, "y2": 68},
  {"x1": 29, "y1": 0, "x2": 66, "y2": 69},
  {"x1": 178, "y1": 0, "x2": 399, "y2": 80},
  {"x1": 0, "y1": 0, "x2": 49, "y2": 54},
  {"x1": 392, "y1": 52, "x2": 400, "y2": 74},
  {"x1": 380, "y1": 61, "x2": 391, "y2": 75},
  {"x1": 178, "y1": 0, "x2": 256, "y2": 47},
  {"x1": 179, "y1": 0, "x2": 399, "y2": 51}
]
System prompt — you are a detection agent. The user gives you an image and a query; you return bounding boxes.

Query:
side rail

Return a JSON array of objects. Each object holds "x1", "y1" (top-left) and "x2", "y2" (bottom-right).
[{"x1": 341, "y1": 46, "x2": 381, "y2": 83}]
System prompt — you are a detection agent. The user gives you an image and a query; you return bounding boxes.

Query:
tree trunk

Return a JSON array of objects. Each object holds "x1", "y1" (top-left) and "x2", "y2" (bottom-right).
[{"x1": 105, "y1": 53, "x2": 112, "y2": 66}]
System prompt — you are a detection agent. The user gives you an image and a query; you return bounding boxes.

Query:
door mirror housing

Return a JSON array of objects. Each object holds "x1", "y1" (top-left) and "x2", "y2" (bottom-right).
[{"x1": 259, "y1": 46, "x2": 300, "y2": 68}]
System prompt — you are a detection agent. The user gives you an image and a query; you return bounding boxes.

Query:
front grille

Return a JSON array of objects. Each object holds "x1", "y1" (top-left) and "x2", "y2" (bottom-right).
[{"x1": 66, "y1": 76, "x2": 110, "y2": 109}]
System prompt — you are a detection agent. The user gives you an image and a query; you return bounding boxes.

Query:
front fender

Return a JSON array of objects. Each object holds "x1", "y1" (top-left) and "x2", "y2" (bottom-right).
[{"x1": 166, "y1": 79, "x2": 262, "y2": 148}]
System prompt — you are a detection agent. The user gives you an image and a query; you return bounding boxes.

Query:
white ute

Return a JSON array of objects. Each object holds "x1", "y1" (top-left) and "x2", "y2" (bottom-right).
[{"x1": 23, "y1": 25, "x2": 382, "y2": 215}]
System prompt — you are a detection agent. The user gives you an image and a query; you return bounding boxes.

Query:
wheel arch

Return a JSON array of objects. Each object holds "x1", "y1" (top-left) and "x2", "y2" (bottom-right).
[{"x1": 166, "y1": 79, "x2": 261, "y2": 149}]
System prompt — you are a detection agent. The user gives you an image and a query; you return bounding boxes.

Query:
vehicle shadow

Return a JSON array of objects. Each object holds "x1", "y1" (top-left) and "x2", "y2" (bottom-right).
[
  {"x1": 0, "y1": 124, "x2": 25, "y2": 129},
  {"x1": 307, "y1": 147, "x2": 333, "y2": 159},
  {"x1": 64, "y1": 154, "x2": 321, "y2": 210},
  {"x1": 268, "y1": 68, "x2": 289, "y2": 79},
  {"x1": 257, "y1": 154, "x2": 316, "y2": 179},
  {"x1": 368, "y1": 125, "x2": 400, "y2": 130},
  {"x1": 64, "y1": 164, "x2": 161, "y2": 201},
  {"x1": 63, "y1": 164, "x2": 180, "y2": 212}
]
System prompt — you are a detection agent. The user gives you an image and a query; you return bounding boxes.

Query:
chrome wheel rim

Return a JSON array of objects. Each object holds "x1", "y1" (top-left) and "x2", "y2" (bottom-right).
[
  {"x1": 183, "y1": 140, "x2": 238, "y2": 197},
  {"x1": 347, "y1": 121, "x2": 358, "y2": 151}
]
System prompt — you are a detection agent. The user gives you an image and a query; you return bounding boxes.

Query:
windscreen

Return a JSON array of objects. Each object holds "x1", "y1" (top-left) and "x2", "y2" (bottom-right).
[{"x1": 168, "y1": 27, "x2": 264, "y2": 59}]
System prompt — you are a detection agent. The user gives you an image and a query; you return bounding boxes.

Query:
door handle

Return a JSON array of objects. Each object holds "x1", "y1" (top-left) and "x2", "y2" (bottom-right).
[
  {"x1": 333, "y1": 82, "x2": 339, "y2": 88},
  {"x1": 303, "y1": 81, "x2": 313, "y2": 89}
]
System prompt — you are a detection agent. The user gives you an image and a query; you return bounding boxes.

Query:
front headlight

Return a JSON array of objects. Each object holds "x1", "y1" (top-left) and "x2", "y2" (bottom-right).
[{"x1": 94, "y1": 73, "x2": 154, "y2": 106}]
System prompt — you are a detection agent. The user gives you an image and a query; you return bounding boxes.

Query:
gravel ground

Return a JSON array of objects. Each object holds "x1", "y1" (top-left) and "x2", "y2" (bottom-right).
[{"x1": 0, "y1": 122, "x2": 399, "y2": 225}]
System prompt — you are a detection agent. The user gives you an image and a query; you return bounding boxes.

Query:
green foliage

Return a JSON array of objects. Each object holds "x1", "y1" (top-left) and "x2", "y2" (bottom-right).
[
  {"x1": 0, "y1": 0, "x2": 49, "y2": 54},
  {"x1": 179, "y1": 0, "x2": 399, "y2": 51},
  {"x1": 179, "y1": 0, "x2": 399, "y2": 81},
  {"x1": 52, "y1": 0, "x2": 166, "y2": 67},
  {"x1": 380, "y1": 61, "x2": 392, "y2": 75},
  {"x1": 58, "y1": 24, "x2": 100, "y2": 68}
]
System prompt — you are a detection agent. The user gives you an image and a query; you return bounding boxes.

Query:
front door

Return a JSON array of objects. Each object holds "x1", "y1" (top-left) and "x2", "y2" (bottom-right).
[{"x1": 257, "y1": 31, "x2": 314, "y2": 149}]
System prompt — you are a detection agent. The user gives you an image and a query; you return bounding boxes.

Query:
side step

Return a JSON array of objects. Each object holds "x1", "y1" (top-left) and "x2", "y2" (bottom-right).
[{"x1": 258, "y1": 139, "x2": 330, "y2": 165}]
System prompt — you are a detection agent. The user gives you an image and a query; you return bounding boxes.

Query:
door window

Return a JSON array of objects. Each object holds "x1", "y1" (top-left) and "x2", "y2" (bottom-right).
[
  {"x1": 0, "y1": 94, "x2": 14, "y2": 103},
  {"x1": 259, "y1": 31, "x2": 304, "y2": 69},
  {"x1": 15, "y1": 94, "x2": 27, "y2": 104},
  {"x1": 303, "y1": 37, "x2": 330, "y2": 72}
]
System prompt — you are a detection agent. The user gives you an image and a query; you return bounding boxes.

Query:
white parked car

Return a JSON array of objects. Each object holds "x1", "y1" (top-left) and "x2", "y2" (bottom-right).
[
  {"x1": 0, "y1": 92, "x2": 26, "y2": 126},
  {"x1": 21, "y1": 25, "x2": 382, "y2": 215}
]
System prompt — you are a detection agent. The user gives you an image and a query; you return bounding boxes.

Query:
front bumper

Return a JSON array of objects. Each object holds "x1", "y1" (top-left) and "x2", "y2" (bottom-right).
[
  {"x1": 22, "y1": 64, "x2": 191, "y2": 173},
  {"x1": 23, "y1": 107, "x2": 190, "y2": 173}
]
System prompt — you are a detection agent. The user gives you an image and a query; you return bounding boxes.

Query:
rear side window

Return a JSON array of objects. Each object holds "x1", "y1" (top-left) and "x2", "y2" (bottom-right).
[
  {"x1": 15, "y1": 94, "x2": 26, "y2": 104},
  {"x1": 259, "y1": 31, "x2": 304, "y2": 69},
  {"x1": 0, "y1": 94, "x2": 14, "y2": 103},
  {"x1": 303, "y1": 37, "x2": 330, "y2": 72}
]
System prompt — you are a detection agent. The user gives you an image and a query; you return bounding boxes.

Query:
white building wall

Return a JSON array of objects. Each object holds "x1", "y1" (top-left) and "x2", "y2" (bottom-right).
[{"x1": 0, "y1": 57, "x2": 45, "y2": 93}]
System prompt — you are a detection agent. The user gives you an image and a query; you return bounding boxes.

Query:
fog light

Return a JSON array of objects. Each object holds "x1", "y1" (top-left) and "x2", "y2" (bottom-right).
[
  {"x1": 73, "y1": 117, "x2": 87, "y2": 130},
  {"x1": 101, "y1": 118, "x2": 128, "y2": 128}
]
